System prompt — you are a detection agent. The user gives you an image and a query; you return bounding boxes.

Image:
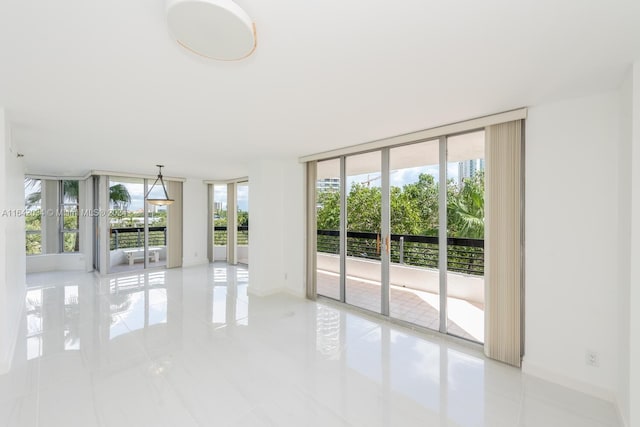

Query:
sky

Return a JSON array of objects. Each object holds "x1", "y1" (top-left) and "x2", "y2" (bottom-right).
[{"x1": 346, "y1": 162, "x2": 462, "y2": 192}]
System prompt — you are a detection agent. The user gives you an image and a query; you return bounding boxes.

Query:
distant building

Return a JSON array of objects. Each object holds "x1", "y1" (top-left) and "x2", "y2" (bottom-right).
[
  {"x1": 458, "y1": 159, "x2": 485, "y2": 184},
  {"x1": 317, "y1": 178, "x2": 340, "y2": 193}
]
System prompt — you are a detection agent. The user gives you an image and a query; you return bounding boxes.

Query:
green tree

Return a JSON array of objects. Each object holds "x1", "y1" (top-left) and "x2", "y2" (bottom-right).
[
  {"x1": 315, "y1": 171, "x2": 484, "y2": 239},
  {"x1": 316, "y1": 191, "x2": 340, "y2": 230},
  {"x1": 448, "y1": 171, "x2": 484, "y2": 238},
  {"x1": 346, "y1": 183, "x2": 381, "y2": 232},
  {"x1": 401, "y1": 173, "x2": 439, "y2": 236}
]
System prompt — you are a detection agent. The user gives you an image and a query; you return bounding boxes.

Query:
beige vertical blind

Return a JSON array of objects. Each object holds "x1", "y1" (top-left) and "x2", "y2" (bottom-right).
[
  {"x1": 43, "y1": 180, "x2": 59, "y2": 253},
  {"x1": 306, "y1": 161, "x2": 318, "y2": 300},
  {"x1": 207, "y1": 184, "x2": 214, "y2": 262},
  {"x1": 226, "y1": 182, "x2": 237, "y2": 265},
  {"x1": 166, "y1": 180, "x2": 183, "y2": 268},
  {"x1": 484, "y1": 120, "x2": 523, "y2": 367}
]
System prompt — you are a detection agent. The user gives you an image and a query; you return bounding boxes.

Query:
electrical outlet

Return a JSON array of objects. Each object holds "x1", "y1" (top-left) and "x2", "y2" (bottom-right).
[{"x1": 586, "y1": 350, "x2": 599, "y2": 367}]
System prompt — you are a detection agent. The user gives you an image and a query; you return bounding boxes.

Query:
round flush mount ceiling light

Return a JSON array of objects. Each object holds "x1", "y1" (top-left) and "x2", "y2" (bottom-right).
[{"x1": 166, "y1": 0, "x2": 256, "y2": 61}]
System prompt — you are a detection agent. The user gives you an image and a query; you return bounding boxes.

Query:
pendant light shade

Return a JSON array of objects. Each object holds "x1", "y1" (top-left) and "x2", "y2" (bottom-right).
[
  {"x1": 146, "y1": 165, "x2": 175, "y2": 206},
  {"x1": 166, "y1": 0, "x2": 256, "y2": 60}
]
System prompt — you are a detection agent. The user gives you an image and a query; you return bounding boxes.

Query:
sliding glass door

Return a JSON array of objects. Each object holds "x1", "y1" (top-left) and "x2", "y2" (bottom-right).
[
  {"x1": 388, "y1": 140, "x2": 441, "y2": 329},
  {"x1": 313, "y1": 132, "x2": 486, "y2": 343},
  {"x1": 316, "y1": 158, "x2": 341, "y2": 300},
  {"x1": 345, "y1": 151, "x2": 383, "y2": 313},
  {"x1": 446, "y1": 131, "x2": 485, "y2": 342}
]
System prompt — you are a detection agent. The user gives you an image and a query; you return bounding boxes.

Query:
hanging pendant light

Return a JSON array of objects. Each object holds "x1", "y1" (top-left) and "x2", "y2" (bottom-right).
[{"x1": 145, "y1": 165, "x2": 175, "y2": 206}]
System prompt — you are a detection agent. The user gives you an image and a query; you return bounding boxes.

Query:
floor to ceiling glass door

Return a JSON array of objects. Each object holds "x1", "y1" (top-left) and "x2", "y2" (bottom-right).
[
  {"x1": 316, "y1": 158, "x2": 341, "y2": 301},
  {"x1": 388, "y1": 140, "x2": 441, "y2": 330},
  {"x1": 446, "y1": 131, "x2": 485, "y2": 342},
  {"x1": 345, "y1": 151, "x2": 383, "y2": 314},
  {"x1": 314, "y1": 131, "x2": 486, "y2": 343}
]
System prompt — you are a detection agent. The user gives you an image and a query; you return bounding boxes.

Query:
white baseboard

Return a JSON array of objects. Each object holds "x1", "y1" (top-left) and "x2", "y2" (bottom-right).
[
  {"x1": 284, "y1": 286, "x2": 305, "y2": 298},
  {"x1": 521, "y1": 359, "x2": 616, "y2": 403},
  {"x1": 182, "y1": 258, "x2": 209, "y2": 268}
]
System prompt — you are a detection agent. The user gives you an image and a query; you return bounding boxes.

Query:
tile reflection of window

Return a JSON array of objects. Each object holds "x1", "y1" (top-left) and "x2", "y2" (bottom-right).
[
  {"x1": 213, "y1": 268, "x2": 227, "y2": 283},
  {"x1": 236, "y1": 269, "x2": 249, "y2": 283},
  {"x1": 211, "y1": 284, "x2": 249, "y2": 326},
  {"x1": 64, "y1": 286, "x2": 80, "y2": 351},
  {"x1": 315, "y1": 305, "x2": 341, "y2": 360},
  {"x1": 148, "y1": 271, "x2": 166, "y2": 285},
  {"x1": 447, "y1": 348, "x2": 484, "y2": 427},
  {"x1": 212, "y1": 287, "x2": 227, "y2": 325},
  {"x1": 109, "y1": 272, "x2": 168, "y2": 339},
  {"x1": 122, "y1": 291, "x2": 145, "y2": 332},
  {"x1": 236, "y1": 284, "x2": 248, "y2": 326},
  {"x1": 389, "y1": 330, "x2": 440, "y2": 411},
  {"x1": 346, "y1": 315, "x2": 382, "y2": 383},
  {"x1": 148, "y1": 288, "x2": 167, "y2": 326},
  {"x1": 26, "y1": 289, "x2": 44, "y2": 360}
]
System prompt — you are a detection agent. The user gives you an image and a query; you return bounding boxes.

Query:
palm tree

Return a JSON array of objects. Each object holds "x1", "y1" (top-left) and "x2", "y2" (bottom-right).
[{"x1": 108, "y1": 183, "x2": 131, "y2": 209}]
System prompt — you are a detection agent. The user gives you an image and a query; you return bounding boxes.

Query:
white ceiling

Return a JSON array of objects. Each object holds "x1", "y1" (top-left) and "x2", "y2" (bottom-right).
[{"x1": 1, "y1": 0, "x2": 639, "y2": 179}]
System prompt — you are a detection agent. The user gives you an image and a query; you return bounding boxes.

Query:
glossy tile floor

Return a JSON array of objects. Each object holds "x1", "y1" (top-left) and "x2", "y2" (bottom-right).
[{"x1": 0, "y1": 263, "x2": 619, "y2": 426}]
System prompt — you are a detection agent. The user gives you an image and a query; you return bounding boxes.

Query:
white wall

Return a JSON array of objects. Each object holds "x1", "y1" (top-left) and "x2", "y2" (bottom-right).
[
  {"x1": 524, "y1": 90, "x2": 621, "y2": 400},
  {"x1": 280, "y1": 160, "x2": 305, "y2": 296},
  {"x1": 0, "y1": 109, "x2": 26, "y2": 373},
  {"x1": 181, "y1": 178, "x2": 209, "y2": 267},
  {"x1": 248, "y1": 158, "x2": 305, "y2": 296},
  {"x1": 26, "y1": 254, "x2": 86, "y2": 273},
  {"x1": 617, "y1": 66, "x2": 633, "y2": 427},
  {"x1": 627, "y1": 61, "x2": 640, "y2": 427}
]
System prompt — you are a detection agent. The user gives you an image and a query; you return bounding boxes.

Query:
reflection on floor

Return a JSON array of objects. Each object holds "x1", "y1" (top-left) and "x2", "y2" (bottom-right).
[
  {"x1": 0, "y1": 263, "x2": 619, "y2": 426},
  {"x1": 317, "y1": 270, "x2": 484, "y2": 342},
  {"x1": 109, "y1": 259, "x2": 167, "y2": 274}
]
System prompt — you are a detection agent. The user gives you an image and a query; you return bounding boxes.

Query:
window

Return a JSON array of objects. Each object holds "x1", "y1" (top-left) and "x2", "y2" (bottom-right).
[{"x1": 25, "y1": 178, "x2": 81, "y2": 255}]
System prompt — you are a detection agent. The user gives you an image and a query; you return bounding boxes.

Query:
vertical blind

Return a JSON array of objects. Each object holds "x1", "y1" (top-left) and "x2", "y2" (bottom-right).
[
  {"x1": 484, "y1": 120, "x2": 524, "y2": 367},
  {"x1": 226, "y1": 182, "x2": 237, "y2": 265},
  {"x1": 166, "y1": 180, "x2": 183, "y2": 269},
  {"x1": 306, "y1": 161, "x2": 318, "y2": 300}
]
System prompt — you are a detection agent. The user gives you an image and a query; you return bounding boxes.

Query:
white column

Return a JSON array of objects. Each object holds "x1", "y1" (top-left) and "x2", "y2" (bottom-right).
[
  {"x1": 248, "y1": 158, "x2": 304, "y2": 297},
  {"x1": 0, "y1": 108, "x2": 26, "y2": 373},
  {"x1": 174, "y1": 178, "x2": 208, "y2": 267}
]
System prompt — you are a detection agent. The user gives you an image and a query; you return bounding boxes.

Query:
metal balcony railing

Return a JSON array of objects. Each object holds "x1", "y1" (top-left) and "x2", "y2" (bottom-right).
[
  {"x1": 110, "y1": 227, "x2": 167, "y2": 250},
  {"x1": 213, "y1": 226, "x2": 249, "y2": 246},
  {"x1": 317, "y1": 229, "x2": 484, "y2": 276}
]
